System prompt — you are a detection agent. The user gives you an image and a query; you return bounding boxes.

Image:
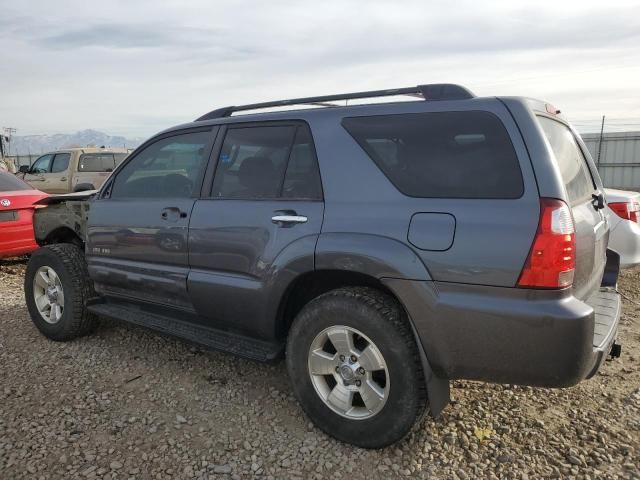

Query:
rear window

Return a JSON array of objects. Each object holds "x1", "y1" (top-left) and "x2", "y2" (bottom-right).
[
  {"x1": 537, "y1": 116, "x2": 596, "y2": 204},
  {"x1": 342, "y1": 111, "x2": 523, "y2": 198},
  {"x1": 0, "y1": 172, "x2": 30, "y2": 192}
]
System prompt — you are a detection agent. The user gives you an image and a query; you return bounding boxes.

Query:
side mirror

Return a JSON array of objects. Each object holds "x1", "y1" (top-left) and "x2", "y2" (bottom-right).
[{"x1": 19, "y1": 165, "x2": 30, "y2": 174}]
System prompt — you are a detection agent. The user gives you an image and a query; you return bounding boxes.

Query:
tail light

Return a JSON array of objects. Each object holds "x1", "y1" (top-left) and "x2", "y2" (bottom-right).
[
  {"x1": 608, "y1": 201, "x2": 639, "y2": 223},
  {"x1": 517, "y1": 198, "x2": 575, "y2": 289}
]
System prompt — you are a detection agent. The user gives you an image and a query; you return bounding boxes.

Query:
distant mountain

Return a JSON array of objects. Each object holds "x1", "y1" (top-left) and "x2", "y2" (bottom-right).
[{"x1": 8, "y1": 129, "x2": 144, "y2": 156}]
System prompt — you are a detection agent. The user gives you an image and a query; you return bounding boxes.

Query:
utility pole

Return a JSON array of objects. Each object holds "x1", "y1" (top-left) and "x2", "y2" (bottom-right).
[
  {"x1": 3, "y1": 127, "x2": 16, "y2": 156},
  {"x1": 596, "y1": 116, "x2": 605, "y2": 165}
]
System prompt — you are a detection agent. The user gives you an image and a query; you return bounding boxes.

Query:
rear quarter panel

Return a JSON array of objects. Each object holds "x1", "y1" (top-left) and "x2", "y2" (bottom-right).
[{"x1": 309, "y1": 99, "x2": 540, "y2": 286}]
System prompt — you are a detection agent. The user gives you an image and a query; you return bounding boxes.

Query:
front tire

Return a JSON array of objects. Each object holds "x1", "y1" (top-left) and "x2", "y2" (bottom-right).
[
  {"x1": 286, "y1": 287, "x2": 428, "y2": 448},
  {"x1": 24, "y1": 244, "x2": 98, "y2": 341}
]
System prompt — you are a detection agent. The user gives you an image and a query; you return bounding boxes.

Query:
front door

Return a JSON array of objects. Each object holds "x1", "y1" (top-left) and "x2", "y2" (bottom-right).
[
  {"x1": 86, "y1": 128, "x2": 216, "y2": 310},
  {"x1": 43, "y1": 152, "x2": 72, "y2": 193},
  {"x1": 188, "y1": 122, "x2": 324, "y2": 338},
  {"x1": 23, "y1": 153, "x2": 54, "y2": 189}
]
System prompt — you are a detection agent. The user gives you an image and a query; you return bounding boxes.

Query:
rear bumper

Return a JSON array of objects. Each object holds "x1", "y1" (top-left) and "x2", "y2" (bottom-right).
[
  {"x1": 0, "y1": 221, "x2": 39, "y2": 258},
  {"x1": 382, "y1": 279, "x2": 621, "y2": 388}
]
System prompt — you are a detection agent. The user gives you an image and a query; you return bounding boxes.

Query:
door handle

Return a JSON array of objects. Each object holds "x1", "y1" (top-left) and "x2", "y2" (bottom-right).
[
  {"x1": 272, "y1": 215, "x2": 308, "y2": 224},
  {"x1": 60, "y1": 177, "x2": 67, "y2": 182},
  {"x1": 161, "y1": 207, "x2": 188, "y2": 221}
]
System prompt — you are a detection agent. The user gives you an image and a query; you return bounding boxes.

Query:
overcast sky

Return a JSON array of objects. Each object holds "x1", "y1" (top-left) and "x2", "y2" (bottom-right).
[{"x1": 1, "y1": 0, "x2": 639, "y2": 138}]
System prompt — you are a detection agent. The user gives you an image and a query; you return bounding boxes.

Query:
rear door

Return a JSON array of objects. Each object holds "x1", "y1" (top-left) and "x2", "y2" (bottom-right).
[
  {"x1": 188, "y1": 122, "x2": 324, "y2": 338},
  {"x1": 537, "y1": 116, "x2": 607, "y2": 300},
  {"x1": 86, "y1": 128, "x2": 216, "y2": 310}
]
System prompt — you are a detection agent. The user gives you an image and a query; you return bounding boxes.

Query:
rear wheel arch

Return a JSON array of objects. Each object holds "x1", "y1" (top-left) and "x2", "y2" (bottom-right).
[
  {"x1": 276, "y1": 269, "x2": 393, "y2": 337},
  {"x1": 278, "y1": 269, "x2": 450, "y2": 418},
  {"x1": 42, "y1": 226, "x2": 84, "y2": 248}
]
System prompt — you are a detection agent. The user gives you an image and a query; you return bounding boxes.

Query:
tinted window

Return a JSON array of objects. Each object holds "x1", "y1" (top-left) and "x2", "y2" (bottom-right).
[
  {"x1": 111, "y1": 131, "x2": 210, "y2": 198},
  {"x1": 31, "y1": 154, "x2": 54, "y2": 174},
  {"x1": 282, "y1": 127, "x2": 322, "y2": 200},
  {"x1": 79, "y1": 154, "x2": 116, "y2": 172},
  {"x1": 51, "y1": 153, "x2": 71, "y2": 173},
  {"x1": 342, "y1": 111, "x2": 523, "y2": 198},
  {"x1": 212, "y1": 126, "x2": 296, "y2": 199},
  {"x1": 0, "y1": 172, "x2": 30, "y2": 191},
  {"x1": 537, "y1": 117, "x2": 596, "y2": 203}
]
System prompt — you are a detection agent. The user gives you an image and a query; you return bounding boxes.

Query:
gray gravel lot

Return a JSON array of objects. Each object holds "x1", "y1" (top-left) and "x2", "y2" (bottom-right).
[{"x1": 1, "y1": 258, "x2": 639, "y2": 479}]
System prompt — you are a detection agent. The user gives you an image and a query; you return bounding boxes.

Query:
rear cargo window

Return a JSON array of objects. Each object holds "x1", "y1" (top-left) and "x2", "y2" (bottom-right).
[
  {"x1": 537, "y1": 116, "x2": 595, "y2": 204},
  {"x1": 79, "y1": 154, "x2": 116, "y2": 172},
  {"x1": 342, "y1": 111, "x2": 523, "y2": 198}
]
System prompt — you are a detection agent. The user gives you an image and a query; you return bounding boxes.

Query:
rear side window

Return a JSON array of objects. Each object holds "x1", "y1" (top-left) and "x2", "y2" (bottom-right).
[
  {"x1": 342, "y1": 111, "x2": 523, "y2": 198},
  {"x1": 51, "y1": 153, "x2": 71, "y2": 173},
  {"x1": 537, "y1": 117, "x2": 596, "y2": 204},
  {"x1": 282, "y1": 127, "x2": 323, "y2": 200},
  {"x1": 212, "y1": 124, "x2": 322, "y2": 200},
  {"x1": 79, "y1": 154, "x2": 116, "y2": 172}
]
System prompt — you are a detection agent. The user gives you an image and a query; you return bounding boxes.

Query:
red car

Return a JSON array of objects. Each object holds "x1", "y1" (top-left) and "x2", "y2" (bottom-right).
[{"x1": 0, "y1": 172, "x2": 48, "y2": 258}]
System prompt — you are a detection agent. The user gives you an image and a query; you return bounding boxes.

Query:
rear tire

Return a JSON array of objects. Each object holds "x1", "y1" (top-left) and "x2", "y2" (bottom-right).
[
  {"x1": 286, "y1": 287, "x2": 428, "y2": 448},
  {"x1": 24, "y1": 244, "x2": 98, "y2": 341}
]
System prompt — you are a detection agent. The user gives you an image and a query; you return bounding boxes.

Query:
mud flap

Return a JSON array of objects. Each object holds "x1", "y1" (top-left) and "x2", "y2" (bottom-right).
[{"x1": 407, "y1": 316, "x2": 450, "y2": 417}]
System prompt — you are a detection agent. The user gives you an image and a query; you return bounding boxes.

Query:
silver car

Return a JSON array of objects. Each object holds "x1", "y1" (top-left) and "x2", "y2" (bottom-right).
[{"x1": 605, "y1": 188, "x2": 640, "y2": 268}]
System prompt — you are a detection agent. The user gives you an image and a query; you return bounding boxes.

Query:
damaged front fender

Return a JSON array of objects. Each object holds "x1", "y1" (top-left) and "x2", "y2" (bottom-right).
[{"x1": 33, "y1": 191, "x2": 96, "y2": 245}]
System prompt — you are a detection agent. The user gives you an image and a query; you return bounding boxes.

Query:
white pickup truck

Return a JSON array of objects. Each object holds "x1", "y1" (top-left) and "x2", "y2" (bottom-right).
[{"x1": 19, "y1": 147, "x2": 129, "y2": 194}]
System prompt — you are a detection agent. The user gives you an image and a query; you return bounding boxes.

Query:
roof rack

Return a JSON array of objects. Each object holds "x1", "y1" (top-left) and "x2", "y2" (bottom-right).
[{"x1": 195, "y1": 83, "x2": 474, "y2": 121}]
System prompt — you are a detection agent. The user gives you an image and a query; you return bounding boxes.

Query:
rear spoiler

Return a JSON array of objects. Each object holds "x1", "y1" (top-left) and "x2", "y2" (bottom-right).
[{"x1": 35, "y1": 190, "x2": 97, "y2": 206}]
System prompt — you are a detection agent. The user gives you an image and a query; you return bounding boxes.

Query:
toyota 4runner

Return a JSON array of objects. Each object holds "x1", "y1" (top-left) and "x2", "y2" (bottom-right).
[{"x1": 24, "y1": 84, "x2": 622, "y2": 448}]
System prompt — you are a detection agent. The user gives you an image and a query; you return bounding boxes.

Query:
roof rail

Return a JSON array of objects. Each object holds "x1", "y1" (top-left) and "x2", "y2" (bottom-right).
[{"x1": 195, "y1": 83, "x2": 474, "y2": 121}]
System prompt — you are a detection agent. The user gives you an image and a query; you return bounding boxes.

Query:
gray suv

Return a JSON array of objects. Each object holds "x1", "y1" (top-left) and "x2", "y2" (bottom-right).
[{"x1": 24, "y1": 84, "x2": 621, "y2": 448}]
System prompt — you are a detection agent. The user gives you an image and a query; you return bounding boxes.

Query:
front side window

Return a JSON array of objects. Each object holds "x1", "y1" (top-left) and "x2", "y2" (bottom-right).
[
  {"x1": 30, "y1": 154, "x2": 54, "y2": 174},
  {"x1": 342, "y1": 111, "x2": 523, "y2": 199},
  {"x1": 51, "y1": 153, "x2": 71, "y2": 173},
  {"x1": 79, "y1": 154, "x2": 116, "y2": 172},
  {"x1": 110, "y1": 131, "x2": 211, "y2": 198},
  {"x1": 537, "y1": 117, "x2": 596, "y2": 204}
]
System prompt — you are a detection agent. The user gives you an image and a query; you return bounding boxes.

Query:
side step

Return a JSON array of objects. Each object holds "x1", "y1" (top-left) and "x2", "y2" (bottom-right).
[{"x1": 88, "y1": 302, "x2": 284, "y2": 362}]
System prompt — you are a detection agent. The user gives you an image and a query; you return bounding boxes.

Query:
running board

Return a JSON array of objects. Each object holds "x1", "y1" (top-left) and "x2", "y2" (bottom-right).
[{"x1": 87, "y1": 302, "x2": 284, "y2": 362}]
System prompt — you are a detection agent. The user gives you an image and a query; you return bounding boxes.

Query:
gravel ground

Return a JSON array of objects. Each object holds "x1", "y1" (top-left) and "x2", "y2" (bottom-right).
[{"x1": 1, "y1": 257, "x2": 639, "y2": 479}]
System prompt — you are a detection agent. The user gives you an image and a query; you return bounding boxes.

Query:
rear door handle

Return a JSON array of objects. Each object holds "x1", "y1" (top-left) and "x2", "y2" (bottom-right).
[
  {"x1": 60, "y1": 177, "x2": 67, "y2": 182},
  {"x1": 161, "y1": 207, "x2": 188, "y2": 221},
  {"x1": 272, "y1": 215, "x2": 308, "y2": 225}
]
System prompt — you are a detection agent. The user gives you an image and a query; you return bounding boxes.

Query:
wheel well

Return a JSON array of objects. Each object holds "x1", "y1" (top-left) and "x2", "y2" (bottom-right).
[
  {"x1": 43, "y1": 227, "x2": 83, "y2": 248},
  {"x1": 276, "y1": 270, "x2": 396, "y2": 338}
]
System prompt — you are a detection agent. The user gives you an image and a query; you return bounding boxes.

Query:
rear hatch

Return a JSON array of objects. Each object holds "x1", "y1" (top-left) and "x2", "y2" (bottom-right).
[{"x1": 536, "y1": 116, "x2": 608, "y2": 300}]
